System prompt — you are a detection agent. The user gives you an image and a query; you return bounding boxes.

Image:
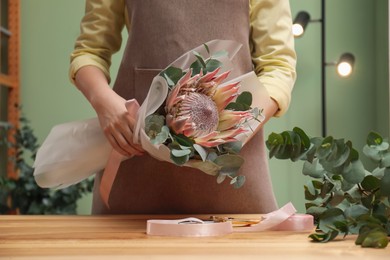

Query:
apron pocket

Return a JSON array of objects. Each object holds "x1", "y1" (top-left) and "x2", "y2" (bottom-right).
[{"x1": 134, "y1": 68, "x2": 162, "y2": 103}]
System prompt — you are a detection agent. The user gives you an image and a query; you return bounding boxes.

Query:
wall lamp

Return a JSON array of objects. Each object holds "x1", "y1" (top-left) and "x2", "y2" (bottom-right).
[
  {"x1": 292, "y1": 11, "x2": 311, "y2": 38},
  {"x1": 292, "y1": 1, "x2": 356, "y2": 137}
]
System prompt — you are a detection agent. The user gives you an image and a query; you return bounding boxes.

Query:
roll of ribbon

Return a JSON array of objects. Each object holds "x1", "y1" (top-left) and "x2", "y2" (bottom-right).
[{"x1": 147, "y1": 218, "x2": 233, "y2": 237}]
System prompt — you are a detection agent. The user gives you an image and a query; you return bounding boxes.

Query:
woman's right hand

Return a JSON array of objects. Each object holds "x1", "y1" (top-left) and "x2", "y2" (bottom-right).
[
  {"x1": 94, "y1": 90, "x2": 144, "y2": 157},
  {"x1": 74, "y1": 66, "x2": 144, "y2": 157}
]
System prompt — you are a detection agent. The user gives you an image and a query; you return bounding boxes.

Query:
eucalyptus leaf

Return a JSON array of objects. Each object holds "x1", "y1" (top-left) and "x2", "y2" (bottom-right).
[
  {"x1": 317, "y1": 136, "x2": 334, "y2": 159},
  {"x1": 318, "y1": 208, "x2": 345, "y2": 233},
  {"x1": 190, "y1": 59, "x2": 203, "y2": 75},
  {"x1": 203, "y1": 43, "x2": 210, "y2": 54},
  {"x1": 233, "y1": 175, "x2": 246, "y2": 189},
  {"x1": 356, "y1": 226, "x2": 389, "y2": 248},
  {"x1": 186, "y1": 160, "x2": 221, "y2": 176},
  {"x1": 204, "y1": 59, "x2": 222, "y2": 74},
  {"x1": 206, "y1": 152, "x2": 218, "y2": 162},
  {"x1": 363, "y1": 145, "x2": 382, "y2": 162},
  {"x1": 304, "y1": 185, "x2": 318, "y2": 201},
  {"x1": 380, "y1": 152, "x2": 390, "y2": 168},
  {"x1": 333, "y1": 142, "x2": 351, "y2": 168},
  {"x1": 170, "y1": 148, "x2": 190, "y2": 165},
  {"x1": 266, "y1": 133, "x2": 284, "y2": 151},
  {"x1": 173, "y1": 134, "x2": 194, "y2": 147},
  {"x1": 214, "y1": 154, "x2": 244, "y2": 176},
  {"x1": 306, "y1": 206, "x2": 327, "y2": 218},
  {"x1": 171, "y1": 148, "x2": 191, "y2": 157},
  {"x1": 341, "y1": 178, "x2": 356, "y2": 192},
  {"x1": 306, "y1": 180, "x2": 318, "y2": 196},
  {"x1": 193, "y1": 51, "x2": 206, "y2": 68},
  {"x1": 160, "y1": 66, "x2": 183, "y2": 86},
  {"x1": 344, "y1": 204, "x2": 369, "y2": 219},
  {"x1": 320, "y1": 181, "x2": 335, "y2": 199},
  {"x1": 367, "y1": 132, "x2": 383, "y2": 146},
  {"x1": 372, "y1": 167, "x2": 385, "y2": 178},
  {"x1": 379, "y1": 169, "x2": 390, "y2": 196},
  {"x1": 342, "y1": 160, "x2": 365, "y2": 184},
  {"x1": 268, "y1": 144, "x2": 282, "y2": 159},
  {"x1": 309, "y1": 230, "x2": 339, "y2": 243},
  {"x1": 361, "y1": 175, "x2": 381, "y2": 191},
  {"x1": 211, "y1": 50, "x2": 228, "y2": 59},
  {"x1": 236, "y1": 91, "x2": 252, "y2": 107},
  {"x1": 151, "y1": 125, "x2": 169, "y2": 145},
  {"x1": 302, "y1": 159, "x2": 326, "y2": 178},
  {"x1": 225, "y1": 102, "x2": 247, "y2": 111},
  {"x1": 293, "y1": 127, "x2": 311, "y2": 150},
  {"x1": 216, "y1": 173, "x2": 227, "y2": 184},
  {"x1": 193, "y1": 144, "x2": 208, "y2": 161},
  {"x1": 220, "y1": 141, "x2": 242, "y2": 154}
]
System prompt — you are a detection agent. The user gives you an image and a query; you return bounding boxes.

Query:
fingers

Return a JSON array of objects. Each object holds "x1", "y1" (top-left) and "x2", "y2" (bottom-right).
[{"x1": 104, "y1": 115, "x2": 144, "y2": 157}]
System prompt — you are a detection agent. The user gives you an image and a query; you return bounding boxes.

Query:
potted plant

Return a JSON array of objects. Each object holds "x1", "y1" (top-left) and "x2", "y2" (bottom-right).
[{"x1": 0, "y1": 117, "x2": 93, "y2": 215}]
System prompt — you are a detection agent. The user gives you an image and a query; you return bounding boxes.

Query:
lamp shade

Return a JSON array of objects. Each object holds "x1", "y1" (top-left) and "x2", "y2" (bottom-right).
[
  {"x1": 293, "y1": 11, "x2": 311, "y2": 37},
  {"x1": 337, "y1": 53, "x2": 355, "y2": 77}
]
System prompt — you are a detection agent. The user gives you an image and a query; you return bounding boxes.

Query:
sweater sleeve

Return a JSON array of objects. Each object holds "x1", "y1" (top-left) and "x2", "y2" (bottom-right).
[
  {"x1": 69, "y1": 0, "x2": 126, "y2": 84},
  {"x1": 250, "y1": 0, "x2": 297, "y2": 117}
]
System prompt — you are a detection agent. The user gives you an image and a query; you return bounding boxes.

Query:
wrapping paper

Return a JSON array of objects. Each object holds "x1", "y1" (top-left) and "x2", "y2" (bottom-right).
[{"x1": 33, "y1": 39, "x2": 270, "y2": 190}]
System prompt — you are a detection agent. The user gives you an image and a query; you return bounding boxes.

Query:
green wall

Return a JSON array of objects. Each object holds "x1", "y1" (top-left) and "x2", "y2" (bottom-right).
[{"x1": 19, "y1": 0, "x2": 388, "y2": 214}]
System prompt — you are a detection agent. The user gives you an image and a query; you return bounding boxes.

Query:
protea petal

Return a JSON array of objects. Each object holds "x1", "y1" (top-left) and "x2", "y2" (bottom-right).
[
  {"x1": 178, "y1": 69, "x2": 193, "y2": 86},
  {"x1": 169, "y1": 116, "x2": 190, "y2": 134},
  {"x1": 195, "y1": 138, "x2": 235, "y2": 148},
  {"x1": 213, "y1": 127, "x2": 247, "y2": 140},
  {"x1": 213, "y1": 71, "x2": 230, "y2": 84},
  {"x1": 218, "y1": 110, "x2": 253, "y2": 131},
  {"x1": 193, "y1": 131, "x2": 220, "y2": 143},
  {"x1": 213, "y1": 83, "x2": 240, "y2": 111},
  {"x1": 199, "y1": 67, "x2": 221, "y2": 83}
]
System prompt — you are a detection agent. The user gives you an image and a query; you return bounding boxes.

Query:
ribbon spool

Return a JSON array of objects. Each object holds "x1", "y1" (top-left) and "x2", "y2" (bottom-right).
[{"x1": 147, "y1": 218, "x2": 233, "y2": 237}]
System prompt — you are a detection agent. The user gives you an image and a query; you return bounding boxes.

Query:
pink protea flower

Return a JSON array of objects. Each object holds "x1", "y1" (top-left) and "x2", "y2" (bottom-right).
[{"x1": 165, "y1": 68, "x2": 253, "y2": 147}]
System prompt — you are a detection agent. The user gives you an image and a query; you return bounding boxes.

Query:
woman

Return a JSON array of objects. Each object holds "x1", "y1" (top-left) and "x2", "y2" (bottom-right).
[{"x1": 70, "y1": 0, "x2": 296, "y2": 214}]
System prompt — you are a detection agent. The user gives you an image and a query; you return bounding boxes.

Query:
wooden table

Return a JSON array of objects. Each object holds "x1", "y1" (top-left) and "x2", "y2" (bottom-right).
[{"x1": 0, "y1": 214, "x2": 389, "y2": 259}]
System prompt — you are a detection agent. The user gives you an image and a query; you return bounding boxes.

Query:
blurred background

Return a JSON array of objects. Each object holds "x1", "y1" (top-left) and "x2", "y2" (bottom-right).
[{"x1": 0, "y1": 0, "x2": 388, "y2": 214}]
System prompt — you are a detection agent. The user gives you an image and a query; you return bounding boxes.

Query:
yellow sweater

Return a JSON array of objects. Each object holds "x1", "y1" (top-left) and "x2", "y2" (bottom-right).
[{"x1": 69, "y1": 0, "x2": 296, "y2": 116}]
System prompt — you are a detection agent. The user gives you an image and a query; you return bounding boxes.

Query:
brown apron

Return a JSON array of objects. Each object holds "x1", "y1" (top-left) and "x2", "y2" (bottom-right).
[{"x1": 92, "y1": 0, "x2": 278, "y2": 214}]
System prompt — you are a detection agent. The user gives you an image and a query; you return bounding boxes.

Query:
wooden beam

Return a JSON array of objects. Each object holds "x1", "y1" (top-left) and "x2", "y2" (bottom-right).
[
  {"x1": 7, "y1": 0, "x2": 21, "y2": 179},
  {"x1": 0, "y1": 74, "x2": 17, "y2": 88}
]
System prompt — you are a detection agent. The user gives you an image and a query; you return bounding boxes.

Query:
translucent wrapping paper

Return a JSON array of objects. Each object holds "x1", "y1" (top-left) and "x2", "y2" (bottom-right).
[{"x1": 33, "y1": 39, "x2": 271, "y2": 189}]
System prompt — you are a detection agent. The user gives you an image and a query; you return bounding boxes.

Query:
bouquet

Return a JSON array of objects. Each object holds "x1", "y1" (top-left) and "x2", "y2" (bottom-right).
[
  {"x1": 33, "y1": 40, "x2": 272, "y2": 200},
  {"x1": 142, "y1": 45, "x2": 264, "y2": 188}
]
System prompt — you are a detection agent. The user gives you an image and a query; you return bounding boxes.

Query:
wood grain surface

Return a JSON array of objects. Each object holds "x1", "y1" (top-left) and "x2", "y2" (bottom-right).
[{"x1": 0, "y1": 215, "x2": 389, "y2": 259}]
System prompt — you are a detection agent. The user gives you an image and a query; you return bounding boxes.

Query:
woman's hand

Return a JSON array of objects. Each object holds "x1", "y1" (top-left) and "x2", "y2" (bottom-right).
[
  {"x1": 74, "y1": 66, "x2": 144, "y2": 157},
  {"x1": 94, "y1": 90, "x2": 144, "y2": 157}
]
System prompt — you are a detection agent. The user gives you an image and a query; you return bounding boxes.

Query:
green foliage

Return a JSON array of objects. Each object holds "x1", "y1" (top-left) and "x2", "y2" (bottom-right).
[
  {"x1": 266, "y1": 127, "x2": 390, "y2": 249},
  {"x1": 0, "y1": 116, "x2": 93, "y2": 215}
]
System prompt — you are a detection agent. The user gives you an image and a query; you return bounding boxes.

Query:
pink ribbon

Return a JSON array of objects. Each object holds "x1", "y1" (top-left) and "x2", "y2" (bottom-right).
[
  {"x1": 146, "y1": 202, "x2": 315, "y2": 237},
  {"x1": 100, "y1": 100, "x2": 139, "y2": 208},
  {"x1": 271, "y1": 213, "x2": 315, "y2": 232}
]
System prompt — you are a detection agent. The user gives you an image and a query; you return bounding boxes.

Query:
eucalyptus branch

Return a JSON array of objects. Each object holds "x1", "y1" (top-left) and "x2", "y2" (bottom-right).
[{"x1": 266, "y1": 127, "x2": 390, "y2": 248}]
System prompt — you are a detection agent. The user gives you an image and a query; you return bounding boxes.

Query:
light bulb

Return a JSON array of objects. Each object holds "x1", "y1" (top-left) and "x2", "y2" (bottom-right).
[
  {"x1": 292, "y1": 24, "x2": 304, "y2": 37},
  {"x1": 336, "y1": 53, "x2": 355, "y2": 77},
  {"x1": 337, "y1": 62, "x2": 352, "y2": 77},
  {"x1": 292, "y1": 11, "x2": 311, "y2": 38}
]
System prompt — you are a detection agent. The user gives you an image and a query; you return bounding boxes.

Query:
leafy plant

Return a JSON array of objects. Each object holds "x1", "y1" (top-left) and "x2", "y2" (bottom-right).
[
  {"x1": 266, "y1": 127, "x2": 390, "y2": 248},
  {"x1": 0, "y1": 116, "x2": 93, "y2": 215}
]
